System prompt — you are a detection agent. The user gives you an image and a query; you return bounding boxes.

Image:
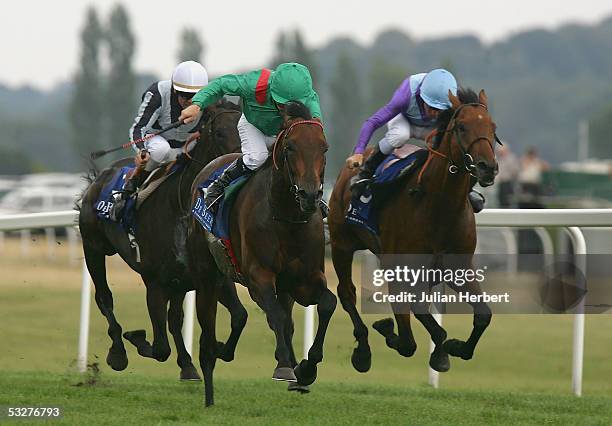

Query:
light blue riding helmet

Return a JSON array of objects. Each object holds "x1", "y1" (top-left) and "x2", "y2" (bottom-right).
[{"x1": 420, "y1": 69, "x2": 458, "y2": 110}]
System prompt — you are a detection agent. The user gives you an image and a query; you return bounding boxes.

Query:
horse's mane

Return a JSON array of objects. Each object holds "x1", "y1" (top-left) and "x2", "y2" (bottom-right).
[
  {"x1": 432, "y1": 87, "x2": 479, "y2": 149},
  {"x1": 284, "y1": 101, "x2": 312, "y2": 120},
  {"x1": 216, "y1": 98, "x2": 241, "y2": 112}
]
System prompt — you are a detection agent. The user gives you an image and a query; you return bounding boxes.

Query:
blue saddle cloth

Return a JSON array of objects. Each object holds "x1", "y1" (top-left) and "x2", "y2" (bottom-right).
[
  {"x1": 191, "y1": 164, "x2": 249, "y2": 240},
  {"x1": 95, "y1": 165, "x2": 137, "y2": 233},
  {"x1": 346, "y1": 150, "x2": 423, "y2": 234},
  {"x1": 94, "y1": 162, "x2": 184, "y2": 233}
]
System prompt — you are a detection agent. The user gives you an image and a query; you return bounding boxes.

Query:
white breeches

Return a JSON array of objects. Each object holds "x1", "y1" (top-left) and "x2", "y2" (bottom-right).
[
  {"x1": 378, "y1": 113, "x2": 434, "y2": 155},
  {"x1": 237, "y1": 114, "x2": 277, "y2": 170}
]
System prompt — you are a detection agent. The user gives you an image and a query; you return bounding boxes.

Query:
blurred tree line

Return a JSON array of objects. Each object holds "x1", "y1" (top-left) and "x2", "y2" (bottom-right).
[
  {"x1": 0, "y1": 5, "x2": 204, "y2": 173},
  {"x1": 2, "y1": 9, "x2": 612, "y2": 177}
]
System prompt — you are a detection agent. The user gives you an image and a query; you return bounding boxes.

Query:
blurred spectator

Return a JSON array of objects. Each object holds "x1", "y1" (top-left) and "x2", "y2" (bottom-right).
[
  {"x1": 518, "y1": 147, "x2": 550, "y2": 208},
  {"x1": 496, "y1": 143, "x2": 520, "y2": 207}
]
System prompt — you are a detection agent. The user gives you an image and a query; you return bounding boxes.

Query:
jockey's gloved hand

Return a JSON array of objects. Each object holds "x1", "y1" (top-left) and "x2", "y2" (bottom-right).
[
  {"x1": 346, "y1": 153, "x2": 364, "y2": 169},
  {"x1": 135, "y1": 149, "x2": 150, "y2": 169}
]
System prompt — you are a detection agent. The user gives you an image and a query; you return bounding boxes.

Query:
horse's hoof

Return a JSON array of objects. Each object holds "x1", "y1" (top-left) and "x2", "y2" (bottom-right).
[
  {"x1": 288, "y1": 382, "x2": 310, "y2": 393},
  {"x1": 351, "y1": 346, "x2": 371, "y2": 373},
  {"x1": 123, "y1": 330, "x2": 152, "y2": 357},
  {"x1": 443, "y1": 339, "x2": 473, "y2": 360},
  {"x1": 294, "y1": 360, "x2": 317, "y2": 386},
  {"x1": 272, "y1": 367, "x2": 297, "y2": 382},
  {"x1": 372, "y1": 318, "x2": 395, "y2": 338},
  {"x1": 397, "y1": 340, "x2": 417, "y2": 358},
  {"x1": 216, "y1": 341, "x2": 234, "y2": 362},
  {"x1": 106, "y1": 346, "x2": 128, "y2": 371},
  {"x1": 180, "y1": 365, "x2": 202, "y2": 381},
  {"x1": 429, "y1": 347, "x2": 450, "y2": 372}
]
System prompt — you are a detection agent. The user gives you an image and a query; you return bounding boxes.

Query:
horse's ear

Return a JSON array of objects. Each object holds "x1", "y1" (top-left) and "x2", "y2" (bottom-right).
[
  {"x1": 449, "y1": 90, "x2": 461, "y2": 109},
  {"x1": 478, "y1": 89, "x2": 488, "y2": 108}
]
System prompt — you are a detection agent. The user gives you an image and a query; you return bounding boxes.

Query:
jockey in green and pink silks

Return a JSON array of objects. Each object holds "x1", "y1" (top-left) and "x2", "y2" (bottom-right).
[{"x1": 180, "y1": 62, "x2": 322, "y2": 212}]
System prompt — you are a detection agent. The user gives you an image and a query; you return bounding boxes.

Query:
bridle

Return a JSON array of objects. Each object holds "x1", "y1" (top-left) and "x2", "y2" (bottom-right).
[
  {"x1": 419, "y1": 103, "x2": 501, "y2": 183},
  {"x1": 271, "y1": 119, "x2": 325, "y2": 222},
  {"x1": 272, "y1": 119, "x2": 325, "y2": 203}
]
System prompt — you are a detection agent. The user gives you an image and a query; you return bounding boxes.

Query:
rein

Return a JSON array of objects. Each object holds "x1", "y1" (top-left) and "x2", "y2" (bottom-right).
[{"x1": 417, "y1": 103, "x2": 499, "y2": 185}]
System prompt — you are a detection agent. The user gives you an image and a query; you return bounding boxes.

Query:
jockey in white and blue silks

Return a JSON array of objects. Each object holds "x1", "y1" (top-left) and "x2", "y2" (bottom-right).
[{"x1": 347, "y1": 68, "x2": 457, "y2": 192}]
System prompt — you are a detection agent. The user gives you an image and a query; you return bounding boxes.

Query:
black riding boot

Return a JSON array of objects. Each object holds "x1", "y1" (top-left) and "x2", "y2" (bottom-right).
[
  {"x1": 349, "y1": 147, "x2": 387, "y2": 196},
  {"x1": 468, "y1": 190, "x2": 485, "y2": 213},
  {"x1": 205, "y1": 157, "x2": 250, "y2": 213},
  {"x1": 109, "y1": 171, "x2": 149, "y2": 222}
]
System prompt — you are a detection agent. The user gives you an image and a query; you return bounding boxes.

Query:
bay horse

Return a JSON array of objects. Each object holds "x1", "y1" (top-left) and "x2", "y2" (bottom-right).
[
  {"x1": 187, "y1": 101, "x2": 335, "y2": 406},
  {"x1": 79, "y1": 100, "x2": 247, "y2": 380},
  {"x1": 328, "y1": 89, "x2": 498, "y2": 373}
]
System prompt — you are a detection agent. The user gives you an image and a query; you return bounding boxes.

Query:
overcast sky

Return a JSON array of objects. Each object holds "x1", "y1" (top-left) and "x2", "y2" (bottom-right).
[{"x1": 3, "y1": 0, "x2": 612, "y2": 90}]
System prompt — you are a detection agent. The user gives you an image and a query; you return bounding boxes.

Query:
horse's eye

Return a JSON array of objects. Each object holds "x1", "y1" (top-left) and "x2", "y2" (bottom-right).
[{"x1": 457, "y1": 123, "x2": 466, "y2": 133}]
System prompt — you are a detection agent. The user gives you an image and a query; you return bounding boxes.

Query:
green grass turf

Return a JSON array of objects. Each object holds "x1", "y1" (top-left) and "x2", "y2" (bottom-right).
[
  {"x1": 0, "y1": 239, "x2": 611, "y2": 424},
  {"x1": 1, "y1": 371, "x2": 611, "y2": 425}
]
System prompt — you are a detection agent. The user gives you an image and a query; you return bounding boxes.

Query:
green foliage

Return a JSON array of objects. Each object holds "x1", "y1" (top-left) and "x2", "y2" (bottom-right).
[
  {"x1": 69, "y1": 7, "x2": 103, "y2": 168},
  {"x1": 270, "y1": 30, "x2": 318, "y2": 87},
  {"x1": 589, "y1": 102, "x2": 612, "y2": 158},
  {"x1": 0, "y1": 145, "x2": 35, "y2": 174},
  {"x1": 368, "y1": 56, "x2": 410, "y2": 112},
  {"x1": 177, "y1": 28, "x2": 204, "y2": 64},
  {"x1": 327, "y1": 52, "x2": 365, "y2": 176},
  {"x1": 105, "y1": 5, "x2": 136, "y2": 151}
]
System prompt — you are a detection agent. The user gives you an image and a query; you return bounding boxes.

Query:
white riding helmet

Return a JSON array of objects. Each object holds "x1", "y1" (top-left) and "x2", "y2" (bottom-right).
[{"x1": 171, "y1": 61, "x2": 208, "y2": 93}]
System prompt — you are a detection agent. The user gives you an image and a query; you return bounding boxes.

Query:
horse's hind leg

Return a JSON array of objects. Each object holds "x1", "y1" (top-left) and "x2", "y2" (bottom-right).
[
  {"x1": 372, "y1": 313, "x2": 417, "y2": 357},
  {"x1": 168, "y1": 292, "x2": 201, "y2": 381},
  {"x1": 84, "y1": 245, "x2": 128, "y2": 371},
  {"x1": 215, "y1": 279, "x2": 248, "y2": 362},
  {"x1": 123, "y1": 283, "x2": 170, "y2": 361},
  {"x1": 145, "y1": 283, "x2": 171, "y2": 361},
  {"x1": 444, "y1": 280, "x2": 492, "y2": 360},
  {"x1": 196, "y1": 279, "x2": 218, "y2": 407},
  {"x1": 331, "y1": 244, "x2": 371, "y2": 372}
]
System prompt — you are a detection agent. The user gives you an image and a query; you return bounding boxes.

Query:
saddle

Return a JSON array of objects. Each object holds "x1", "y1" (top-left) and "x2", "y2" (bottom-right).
[
  {"x1": 192, "y1": 163, "x2": 251, "y2": 284},
  {"x1": 345, "y1": 148, "x2": 428, "y2": 235}
]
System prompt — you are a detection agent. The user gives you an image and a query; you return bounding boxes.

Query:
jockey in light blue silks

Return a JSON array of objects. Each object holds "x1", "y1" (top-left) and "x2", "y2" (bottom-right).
[{"x1": 346, "y1": 68, "x2": 485, "y2": 211}]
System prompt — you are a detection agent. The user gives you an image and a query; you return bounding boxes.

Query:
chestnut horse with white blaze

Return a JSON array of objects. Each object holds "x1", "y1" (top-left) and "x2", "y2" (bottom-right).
[
  {"x1": 329, "y1": 88, "x2": 499, "y2": 373},
  {"x1": 187, "y1": 101, "x2": 335, "y2": 406}
]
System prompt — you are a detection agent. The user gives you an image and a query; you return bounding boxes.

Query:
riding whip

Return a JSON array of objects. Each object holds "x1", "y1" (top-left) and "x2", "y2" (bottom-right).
[{"x1": 90, "y1": 120, "x2": 183, "y2": 160}]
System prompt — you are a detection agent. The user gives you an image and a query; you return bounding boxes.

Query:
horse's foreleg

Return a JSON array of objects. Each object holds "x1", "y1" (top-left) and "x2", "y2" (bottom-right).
[
  {"x1": 444, "y1": 281, "x2": 492, "y2": 360},
  {"x1": 216, "y1": 279, "x2": 248, "y2": 362},
  {"x1": 294, "y1": 282, "x2": 337, "y2": 387},
  {"x1": 332, "y1": 245, "x2": 371, "y2": 372},
  {"x1": 145, "y1": 283, "x2": 171, "y2": 362},
  {"x1": 196, "y1": 280, "x2": 218, "y2": 407},
  {"x1": 279, "y1": 293, "x2": 310, "y2": 393},
  {"x1": 168, "y1": 292, "x2": 201, "y2": 381},
  {"x1": 249, "y1": 269, "x2": 296, "y2": 382},
  {"x1": 84, "y1": 245, "x2": 128, "y2": 371}
]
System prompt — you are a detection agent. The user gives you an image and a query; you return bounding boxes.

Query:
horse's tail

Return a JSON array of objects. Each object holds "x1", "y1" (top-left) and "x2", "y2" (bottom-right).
[{"x1": 75, "y1": 157, "x2": 100, "y2": 212}]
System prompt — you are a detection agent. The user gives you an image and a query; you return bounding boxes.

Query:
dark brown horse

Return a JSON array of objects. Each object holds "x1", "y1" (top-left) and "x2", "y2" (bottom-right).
[
  {"x1": 187, "y1": 101, "x2": 335, "y2": 406},
  {"x1": 79, "y1": 100, "x2": 247, "y2": 380},
  {"x1": 329, "y1": 89, "x2": 498, "y2": 373}
]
